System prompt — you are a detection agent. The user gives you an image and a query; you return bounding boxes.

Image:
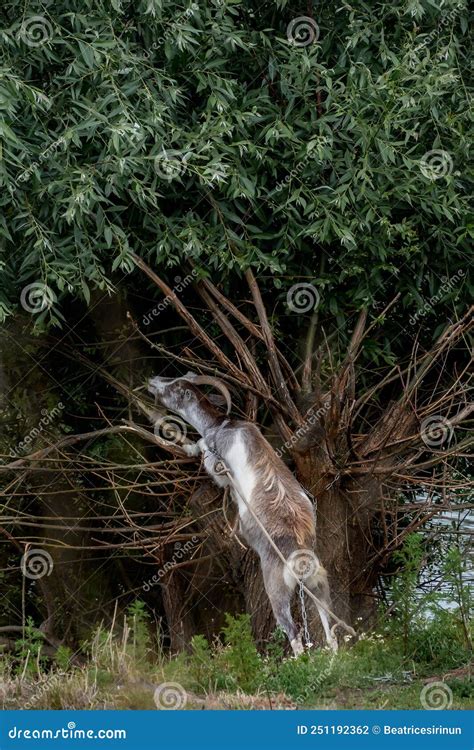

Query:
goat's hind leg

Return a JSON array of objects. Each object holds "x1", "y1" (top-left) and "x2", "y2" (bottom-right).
[
  {"x1": 261, "y1": 557, "x2": 303, "y2": 657},
  {"x1": 306, "y1": 565, "x2": 338, "y2": 652}
]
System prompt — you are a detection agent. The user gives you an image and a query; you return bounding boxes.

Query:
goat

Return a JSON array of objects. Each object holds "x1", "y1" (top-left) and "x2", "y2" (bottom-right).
[{"x1": 148, "y1": 372, "x2": 339, "y2": 656}]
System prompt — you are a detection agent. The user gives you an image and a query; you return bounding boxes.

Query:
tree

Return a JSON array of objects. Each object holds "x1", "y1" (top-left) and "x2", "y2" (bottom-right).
[{"x1": 0, "y1": 0, "x2": 471, "y2": 646}]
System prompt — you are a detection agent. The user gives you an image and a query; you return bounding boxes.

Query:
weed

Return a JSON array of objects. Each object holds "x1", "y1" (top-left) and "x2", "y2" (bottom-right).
[
  {"x1": 54, "y1": 645, "x2": 73, "y2": 671},
  {"x1": 220, "y1": 614, "x2": 261, "y2": 693},
  {"x1": 13, "y1": 617, "x2": 47, "y2": 675},
  {"x1": 2, "y1": 568, "x2": 471, "y2": 711},
  {"x1": 188, "y1": 634, "x2": 214, "y2": 692},
  {"x1": 126, "y1": 600, "x2": 153, "y2": 669},
  {"x1": 384, "y1": 534, "x2": 473, "y2": 667}
]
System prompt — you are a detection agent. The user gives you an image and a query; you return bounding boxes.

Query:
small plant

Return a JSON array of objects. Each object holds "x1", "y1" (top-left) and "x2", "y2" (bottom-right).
[
  {"x1": 383, "y1": 533, "x2": 472, "y2": 670},
  {"x1": 264, "y1": 626, "x2": 286, "y2": 664},
  {"x1": 82, "y1": 600, "x2": 155, "y2": 681},
  {"x1": 220, "y1": 614, "x2": 261, "y2": 693},
  {"x1": 126, "y1": 600, "x2": 152, "y2": 668},
  {"x1": 443, "y1": 544, "x2": 472, "y2": 651},
  {"x1": 446, "y1": 677, "x2": 474, "y2": 701},
  {"x1": 186, "y1": 614, "x2": 262, "y2": 694},
  {"x1": 188, "y1": 634, "x2": 215, "y2": 691},
  {"x1": 389, "y1": 533, "x2": 425, "y2": 655},
  {"x1": 14, "y1": 618, "x2": 47, "y2": 675},
  {"x1": 54, "y1": 645, "x2": 73, "y2": 671}
]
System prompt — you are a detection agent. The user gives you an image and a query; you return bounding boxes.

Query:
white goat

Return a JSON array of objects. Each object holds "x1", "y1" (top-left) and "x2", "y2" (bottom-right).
[{"x1": 148, "y1": 372, "x2": 339, "y2": 655}]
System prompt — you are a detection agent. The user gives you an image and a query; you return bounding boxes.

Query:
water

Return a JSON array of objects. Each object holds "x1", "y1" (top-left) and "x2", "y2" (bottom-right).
[{"x1": 421, "y1": 507, "x2": 473, "y2": 610}]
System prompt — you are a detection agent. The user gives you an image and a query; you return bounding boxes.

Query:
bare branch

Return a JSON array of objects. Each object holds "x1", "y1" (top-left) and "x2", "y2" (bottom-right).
[{"x1": 245, "y1": 268, "x2": 302, "y2": 427}]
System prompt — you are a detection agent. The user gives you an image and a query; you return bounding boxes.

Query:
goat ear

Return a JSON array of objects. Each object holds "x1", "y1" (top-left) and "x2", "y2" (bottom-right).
[
  {"x1": 207, "y1": 394, "x2": 227, "y2": 407},
  {"x1": 183, "y1": 370, "x2": 197, "y2": 380}
]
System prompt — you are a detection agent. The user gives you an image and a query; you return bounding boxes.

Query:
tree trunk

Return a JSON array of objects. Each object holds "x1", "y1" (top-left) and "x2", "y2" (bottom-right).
[
  {"x1": 0, "y1": 320, "x2": 112, "y2": 643},
  {"x1": 161, "y1": 571, "x2": 197, "y2": 652},
  {"x1": 293, "y1": 440, "x2": 382, "y2": 635}
]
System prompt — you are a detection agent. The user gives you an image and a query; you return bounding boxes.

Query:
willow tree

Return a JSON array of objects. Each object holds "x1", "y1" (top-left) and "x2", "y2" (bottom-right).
[{"x1": 0, "y1": 0, "x2": 471, "y2": 643}]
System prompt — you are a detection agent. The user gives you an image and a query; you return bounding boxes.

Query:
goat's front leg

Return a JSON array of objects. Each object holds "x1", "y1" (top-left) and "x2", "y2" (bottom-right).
[{"x1": 181, "y1": 438, "x2": 206, "y2": 457}]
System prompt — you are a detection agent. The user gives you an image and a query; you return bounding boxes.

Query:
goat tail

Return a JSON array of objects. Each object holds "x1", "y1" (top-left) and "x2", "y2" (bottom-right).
[
  {"x1": 283, "y1": 548, "x2": 325, "y2": 590},
  {"x1": 283, "y1": 550, "x2": 356, "y2": 639},
  {"x1": 309, "y1": 561, "x2": 330, "y2": 596}
]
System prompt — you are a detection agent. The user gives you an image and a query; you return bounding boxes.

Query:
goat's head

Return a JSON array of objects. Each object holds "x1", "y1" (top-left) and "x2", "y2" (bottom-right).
[{"x1": 147, "y1": 372, "x2": 232, "y2": 427}]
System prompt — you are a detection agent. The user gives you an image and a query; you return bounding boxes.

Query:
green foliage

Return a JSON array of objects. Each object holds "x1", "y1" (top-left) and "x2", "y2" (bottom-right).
[
  {"x1": 404, "y1": 610, "x2": 469, "y2": 668},
  {"x1": 264, "y1": 625, "x2": 287, "y2": 663},
  {"x1": 385, "y1": 534, "x2": 473, "y2": 664},
  {"x1": 220, "y1": 613, "x2": 261, "y2": 692},
  {"x1": 54, "y1": 645, "x2": 73, "y2": 671},
  {"x1": 181, "y1": 603, "x2": 471, "y2": 705},
  {"x1": 265, "y1": 649, "x2": 333, "y2": 702},
  {"x1": 126, "y1": 600, "x2": 152, "y2": 667},
  {"x1": 14, "y1": 617, "x2": 47, "y2": 674},
  {"x1": 187, "y1": 614, "x2": 261, "y2": 693},
  {"x1": 188, "y1": 634, "x2": 216, "y2": 691},
  {"x1": 2, "y1": 598, "x2": 472, "y2": 709},
  {"x1": 181, "y1": 592, "x2": 471, "y2": 704},
  {"x1": 82, "y1": 599, "x2": 156, "y2": 679},
  {"x1": 0, "y1": 0, "x2": 470, "y2": 359},
  {"x1": 390, "y1": 532, "x2": 425, "y2": 654},
  {"x1": 442, "y1": 544, "x2": 472, "y2": 651},
  {"x1": 445, "y1": 677, "x2": 474, "y2": 701}
]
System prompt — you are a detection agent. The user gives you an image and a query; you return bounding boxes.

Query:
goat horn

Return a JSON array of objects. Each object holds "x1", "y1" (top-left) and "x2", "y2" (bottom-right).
[{"x1": 184, "y1": 375, "x2": 232, "y2": 415}]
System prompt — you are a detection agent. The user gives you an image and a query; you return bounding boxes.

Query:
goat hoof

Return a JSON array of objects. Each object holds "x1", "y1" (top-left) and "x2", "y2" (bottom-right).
[{"x1": 290, "y1": 636, "x2": 304, "y2": 657}]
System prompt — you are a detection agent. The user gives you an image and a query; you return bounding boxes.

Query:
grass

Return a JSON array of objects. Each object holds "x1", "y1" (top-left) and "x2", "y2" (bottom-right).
[{"x1": 0, "y1": 607, "x2": 472, "y2": 710}]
